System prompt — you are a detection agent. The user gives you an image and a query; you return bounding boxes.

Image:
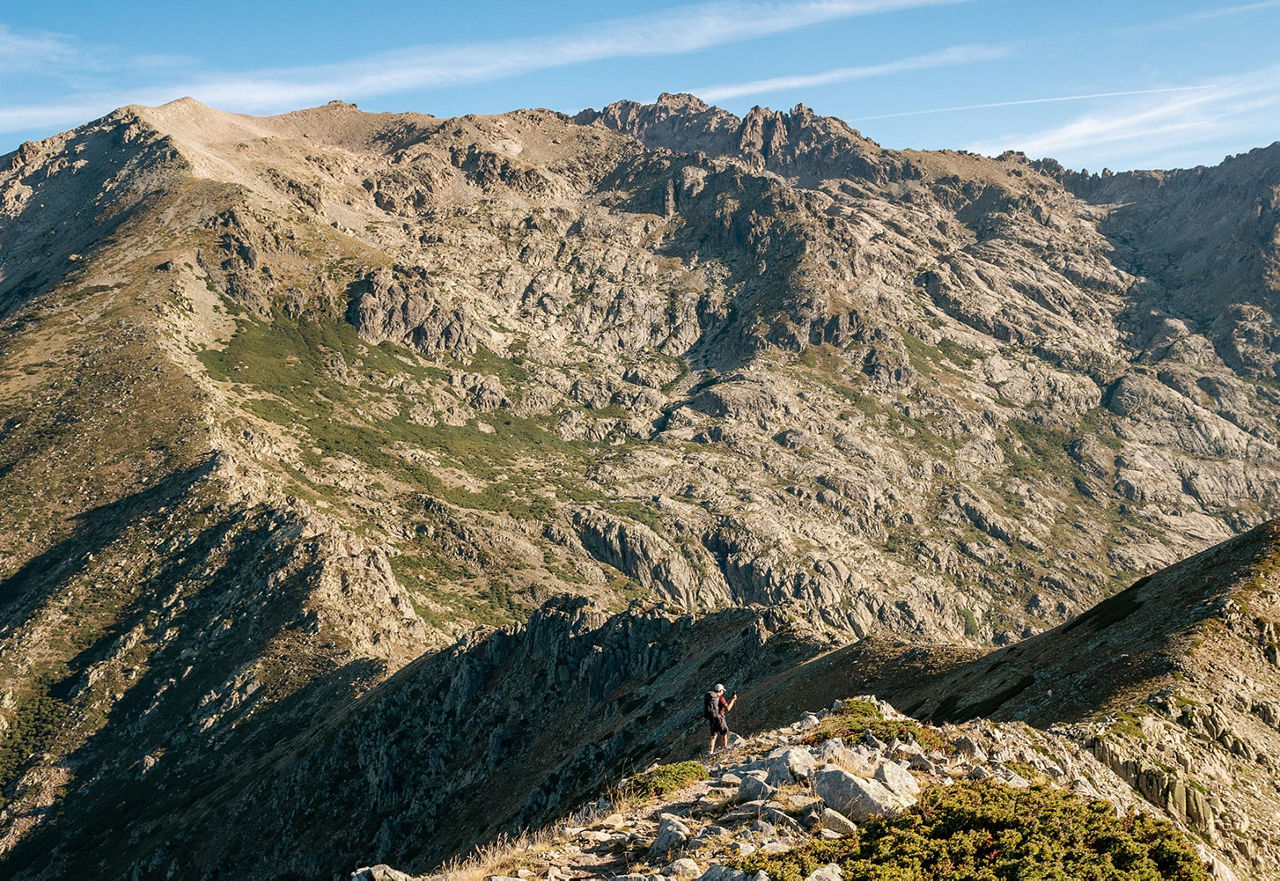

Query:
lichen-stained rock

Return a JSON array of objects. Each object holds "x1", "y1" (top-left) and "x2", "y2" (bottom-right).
[{"x1": 874, "y1": 760, "x2": 921, "y2": 798}]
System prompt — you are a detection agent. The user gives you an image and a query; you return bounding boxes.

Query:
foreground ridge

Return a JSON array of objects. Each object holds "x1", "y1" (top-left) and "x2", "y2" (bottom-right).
[{"x1": 357, "y1": 696, "x2": 1223, "y2": 881}]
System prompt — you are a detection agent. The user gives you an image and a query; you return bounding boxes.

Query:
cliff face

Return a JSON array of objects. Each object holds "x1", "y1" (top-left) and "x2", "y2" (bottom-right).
[{"x1": 0, "y1": 95, "x2": 1278, "y2": 878}]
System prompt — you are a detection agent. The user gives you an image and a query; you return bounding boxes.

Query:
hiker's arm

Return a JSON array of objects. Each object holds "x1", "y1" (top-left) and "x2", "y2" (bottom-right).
[{"x1": 727, "y1": 695, "x2": 738, "y2": 710}]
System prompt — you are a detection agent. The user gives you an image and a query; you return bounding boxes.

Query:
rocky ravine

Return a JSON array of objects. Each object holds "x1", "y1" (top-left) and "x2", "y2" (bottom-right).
[{"x1": 0, "y1": 94, "x2": 1278, "y2": 878}]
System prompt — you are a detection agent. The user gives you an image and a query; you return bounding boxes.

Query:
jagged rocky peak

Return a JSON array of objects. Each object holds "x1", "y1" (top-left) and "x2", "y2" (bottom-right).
[{"x1": 577, "y1": 92, "x2": 896, "y2": 181}]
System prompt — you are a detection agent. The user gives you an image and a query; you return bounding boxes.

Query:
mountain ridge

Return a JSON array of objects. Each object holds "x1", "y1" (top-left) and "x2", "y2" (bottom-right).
[{"x1": 0, "y1": 95, "x2": 1278, "y2": 878}]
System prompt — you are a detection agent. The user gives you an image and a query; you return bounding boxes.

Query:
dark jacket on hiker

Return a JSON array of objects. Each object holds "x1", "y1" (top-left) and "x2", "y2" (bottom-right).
[{"x1": 704, "y1": 690, "x2": 730, "y2": 734}]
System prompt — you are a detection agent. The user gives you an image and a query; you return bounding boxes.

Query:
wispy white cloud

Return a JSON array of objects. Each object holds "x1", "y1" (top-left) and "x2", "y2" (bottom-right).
[
  {"x1": 1144, "y1": 0, "x2": 1280, "y2": 29},
  {"x1": 691, "y1": 43, "x2": 1007, "y2": 102},
  {"x1": 0, "y1": 0, "x2": 970, "y2": 136},
  {"x1": 854, "y1": 85, "x2": 1214, "y2": 121},
  {"x1": 966, "y1": 64, "x2": 1280, "y2": 167},
  {"x1": 0, "y1": 24, "x2": 78, "y2": 72}
]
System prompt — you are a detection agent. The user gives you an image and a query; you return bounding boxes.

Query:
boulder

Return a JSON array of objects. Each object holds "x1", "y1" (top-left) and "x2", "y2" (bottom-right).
[
  {"x1": 817, "y1": 807, "x2": 858, "y2": 837},
  {"x1": 351, "y1": 868, "x2": 417, "y2": 881},
  {"x1": 953, "y1": 735, "x2": 987, "y2": 761},
  {"x1": 803, "y1": 865, "x2": 844, "y2": 881},
  {"x1": 874, "y1": 760, "x2": 921, "y2": 797},
  {"x1": 907, "y1": 753, "x2": 937, "y2": 774},
  {"x1": 765, "y1": 747, "x2": 816, "y2": 785},
  {"x1": 648, "y1": 814, "x2": 692, "y2": 859},
  {"x1": 814, "y1": 767, "x2": 913, "y2": 821},
  {"x1": 695, "y1": 867, "x2": 746, "y2": 881},
  {"x1": 738, "y1": 773, "x2": 776, "y2": 803},
  {"x1": 819, "y1": 739, "x2": 873, "y2": 775},
  {"x1": 665, "y1": 858, "x2": 702, "y2": 878}
]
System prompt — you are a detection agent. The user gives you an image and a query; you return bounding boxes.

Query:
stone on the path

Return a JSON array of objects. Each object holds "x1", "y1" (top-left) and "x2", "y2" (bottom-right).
[
  {"x1": 738, "y1": 773, "x2": 776, "y2": 803},
  {"x1": 666, "y1": 858, "x2": 702, "y2": 878},
  {"x1": 648, "y1": 814, "x2": 692, "y2": 859},
  {"x1": 765, "y1": 747, "x2": 816, "y2": 785}
]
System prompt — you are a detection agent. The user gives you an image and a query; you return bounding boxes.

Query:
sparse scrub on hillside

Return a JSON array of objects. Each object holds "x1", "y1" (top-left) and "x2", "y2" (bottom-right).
[
  {"x1": 619, "y1": 760, "x2": 709, "y2": 802},
  {"x1": 804, "y1": 699, "x2": 950, "y2": 755},
  {"x1": 737, "y1": 780, "x2": 1209, "y2": 881}
]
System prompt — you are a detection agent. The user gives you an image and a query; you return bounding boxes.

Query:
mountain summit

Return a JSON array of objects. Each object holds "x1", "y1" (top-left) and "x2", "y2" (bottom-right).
[{"x1": 0, "y1": 96, "x2": 1277, "y2": 878}]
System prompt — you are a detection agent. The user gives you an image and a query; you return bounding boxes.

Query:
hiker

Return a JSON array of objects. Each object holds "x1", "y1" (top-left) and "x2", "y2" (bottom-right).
[{"x1": 704, "y1": 683, "x2": 737, "y2": 757}]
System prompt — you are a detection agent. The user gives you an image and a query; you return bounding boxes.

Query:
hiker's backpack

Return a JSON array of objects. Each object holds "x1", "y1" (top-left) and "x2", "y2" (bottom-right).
[{"x1": 703, "y1": 690, "x2": 719, "y2": 720}]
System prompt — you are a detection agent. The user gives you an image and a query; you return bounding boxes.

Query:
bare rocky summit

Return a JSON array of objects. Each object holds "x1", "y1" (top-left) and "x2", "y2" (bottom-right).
[{"x1": 0, "y1": 94, "x2": 1277, "y2": 878}]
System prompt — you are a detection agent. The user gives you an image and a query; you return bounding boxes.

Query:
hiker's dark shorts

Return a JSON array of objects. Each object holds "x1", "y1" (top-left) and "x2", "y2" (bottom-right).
[{"x1": 707, "y1": 716, "x2": 729, "y2": 735}]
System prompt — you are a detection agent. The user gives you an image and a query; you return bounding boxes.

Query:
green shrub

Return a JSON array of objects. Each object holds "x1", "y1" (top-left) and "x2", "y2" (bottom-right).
[
  {"x1": 737, "y1": 780, "x2": 1208, "y2": 880},
  {"x1": 620, "y1": 761, "x2": 708, "y2": 801},
  {"x1": 804, "y1": 700, "x2": 950, "y2": 755}
]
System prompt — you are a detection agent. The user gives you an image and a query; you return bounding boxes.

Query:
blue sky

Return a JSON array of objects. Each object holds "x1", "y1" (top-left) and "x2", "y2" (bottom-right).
[{"x1": 2, "y1": 0, "x2": 1278, "y2": 170}]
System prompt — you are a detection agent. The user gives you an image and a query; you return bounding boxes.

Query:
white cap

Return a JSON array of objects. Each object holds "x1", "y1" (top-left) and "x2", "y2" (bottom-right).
[{"x1": 714, "y1": 683, "x2": 726, "y2": 692}]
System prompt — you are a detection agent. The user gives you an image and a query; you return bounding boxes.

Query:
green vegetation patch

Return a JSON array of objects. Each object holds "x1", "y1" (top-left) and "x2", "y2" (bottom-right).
[
  {"x1": 620, "y1": 761, "x2": 708, "y2": 802},
  {"x1": 198, "y1": 313, "x2": 593, "y2": 505},
  {"x1": 0, "y1": 688, "x2": 70, "y2": 800},
  {"x1": 1000, "y1": 418, "x2": 1076, "y2": 483},
  {"x1": 803, "y1": 699, "x2": 949, "y2": 755},
  {"x1": 737, "y1": 780, "x2": 1209, "y2": 881}
]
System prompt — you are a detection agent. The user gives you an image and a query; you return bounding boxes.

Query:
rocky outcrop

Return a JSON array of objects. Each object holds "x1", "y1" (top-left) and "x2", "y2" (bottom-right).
[
  {"x1": 348, "y1": 267, "x2": 480, "y2": 354},
  {"x1": 570, "y1": 507, "x2": 729, "y2": 609}
]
